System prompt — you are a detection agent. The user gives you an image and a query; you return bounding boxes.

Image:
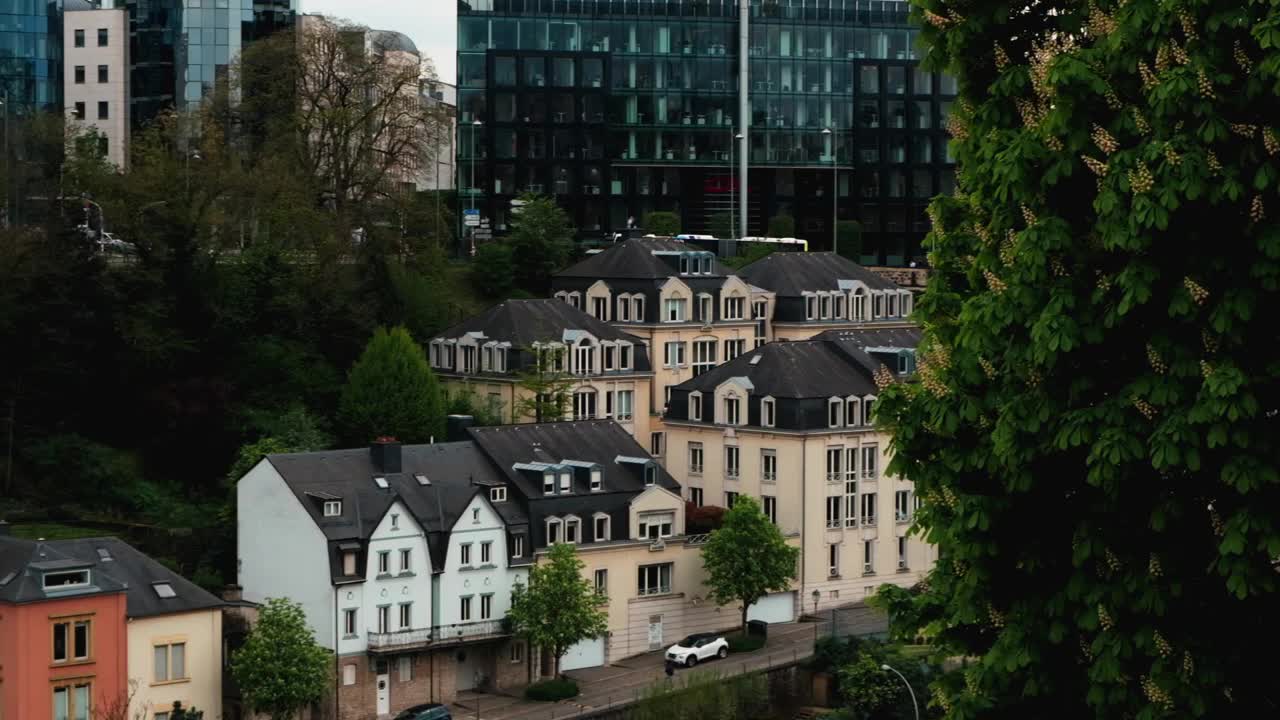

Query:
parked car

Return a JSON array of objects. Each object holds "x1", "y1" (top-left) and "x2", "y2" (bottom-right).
[
  {"x1": 665, "y1": 633, "x2": 729, "y2": 667},
  {"x1": 394, "y1": 703, "x2": 451, "y2": 720},
  {"x1": 96, "y1": 232, "x2": 137, "y2": 255}
]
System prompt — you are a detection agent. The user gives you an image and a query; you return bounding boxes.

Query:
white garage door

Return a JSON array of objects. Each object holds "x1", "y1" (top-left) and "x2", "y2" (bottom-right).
[
  {"x1": 561, "y1": 636, "x2": 606, "y2": 671},
  {"x1": 748, "y1": 592, "x2": 797, "y2": 624}
]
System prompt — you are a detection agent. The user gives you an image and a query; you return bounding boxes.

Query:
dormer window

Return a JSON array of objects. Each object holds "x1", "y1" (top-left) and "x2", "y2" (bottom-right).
[
  {"x1": 901, "y1": 292, "x2": 913, "y2": 317},
  {"x1": 546, "y1": 517, "x2": 563, "y2": 544},
  {"x1": 543, "y1": 472, "x2": 555, "y2": 493},
  {"x1": 680, "y1": 255, "x2": 691, "y2": 274},
  {"x1": 852, "y1": 287, "x2": 868, "y2": 320},
  {"x1": 590, "y1": 468, "x2": 603, "y2": 491},
  {"x1": 761, "y1": 397, "x2": 776, "y2": 427},
  {"x1": 594, "y1": 513, "x2": 611, "y2": 542},
  {"x1": 639, "y1": 511, "x2": 674, "y2": 539},
  {"x1": 324, "y1": 501, "x2": 342, "y2": 517},
  {"x1": 665, "y1": 297, "x2": 687, "y2": 322},
  {"x1": 819, "y1": 294, "x2": 831, "y2": 319},
  {"x1": 564, "y1": 516, "x2": 581, "y2": 544},
  {"x1": 863, "y1": 396, "x2": 877, "y2": 426},
  {"x1": 645, "y1": 464, "x2": 658, "y2": 486},
  {"x1": 602, "y1": 342, "x2": 616, "y2": 370},
  {"x1": 724, "y1": 295, "x2": 745, "y2": 320},
  {"x1": 701, "y1": 255, "x2": 712, "y2": 274},
  {"x1": 845, "y1": 397, "x2": 861, "y2": 426},
  {"x1": 617, "y1": 293, "x2": 632, "y2": 321},
  {"x1": 559, "y1": 470, "x2": 572, "y2": 493},
  {"x1": 805, "y1": 294, "x2": 817, "y2": 320},
  {"x1": 689, "y1": 392, "x2": 703, "y2": 421},
  {"x1": 619, "y1": 342, "x2": 633, "y2": 370},
  {"x1": 43, "y1": 570, "x2": 89, "y2": 590},
  {"x1": 724, "y1": 395, "x2": 741, "y2": 425},
  {"x1": 887, "y1": 293, "x2": 898, "y2": 317},
  {"x1": 491, "y1": 486, "x2": 507, "y2": 502},
  {"x1": 872, "y1": 292, "x2": 884, "y2": 318},
  {"x1": 574, "y1": 338, "x2": 595, "y2": 375},
  {"x1": 592, "y1": 295, "x2": 609, "y2": 320},
  {"x1": 632, "y1": 296, "x2": 644, "y2": 321},
  {"x1": 342, "y1": 551, "x2": 357, "y2": 576},
  {"x1": 698, "y1": 294, "x2": 713, "y2": 323},
  {"x1": 834, "y1": 294, "x2": 847, "y2": 319},
  {"x1": 829, "y1": 397, "x2": 844, "y2": 428}
]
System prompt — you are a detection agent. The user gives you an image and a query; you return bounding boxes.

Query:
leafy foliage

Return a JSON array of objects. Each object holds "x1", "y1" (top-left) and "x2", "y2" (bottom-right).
[
  {"x1": 700, "y1": 495, "x2": 799, "y2": 629},
  {"x1": 524, "y1": 678, "x2": 580, "y2": 701},
  {"x1": 836, "y1": 220, "x2": 863, "y2": 260},
  {"x1": 506, "y1": 542, "x2": 608, "y2": 676},
  {"x1": 230, "y1": 597, "x2": 331, "y2": 720},
  {"x1": 515, "y1": 345, "x2": 575, "y2": 423},
  {"x1": 767, "y1": 213, "x2": 796, "y2": 238},
  {"x1": 643, "y1": 211, "x2": 682, "y2": 236},
  {"x1": 471, "y1": 241, "x2": 516, "y2": 298},
  {"x1": 876, "y1": 0, "x2": 1280, "y2": 717},
  {"x1": 508, "y1": 194, "x2": 575, "y2": 295},
  {"x1": 338, "y1": 326, "x2": 445, "y2": 444}
]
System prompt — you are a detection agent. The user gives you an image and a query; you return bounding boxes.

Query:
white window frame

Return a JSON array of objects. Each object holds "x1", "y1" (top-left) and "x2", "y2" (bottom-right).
[
  {"x1": 845, "y1": 396, "x2": 861, "y2": 426},
  {"x1": 619, "y1": 342, "x2": 634, "y2": 370},
  {"x1": 617, "y1": 293, "x2": 631, "y2": 321},
  {"x1": 723, "y1": 294, "x2": 745, "y2": 320},
  {"x1": 638, "y1": 512, "x2": 675, "y2": 540},
  {"x1": 664, "y1": 297, "x2": 687, "y2": 323},
  {"x1": 863, "y1": 395, "x2": 877, "y2": 426},
  {"x1": 460, "y1": 543, "x2": 472, "y2": 566},
  {"x1": 724, "y1": 395, "x2": 741, "y2": 425},
  {"x1": 573, "y1": 389, "x2": 598, "y2": 420},
  {"x1": 697, "y1": 293, "x2": 714, "y2": 323},
  {"x1": 862, "y1": 444, "x2": 879, "y2": 479},
  {"x1": 826, "y1": 446, "x2": 843, "y2": 482},
  {"x1": 853, "y1": 288, "x2": 867, "y2": 320},
  {"x1": 323, "y1": 500, "x2": 342, "y2": 517},
  {"x1": 895, "y1": 490, "x2": 912, "y2": 522},
  {"x1": 399, "y1": 602, "x2": 412, "y2": 629},
  {"x1": 546, "y1": 517, "x2": 563, "y2": 544},
  {"x1": 481, "y1": 541, "x2": 493, "y2": 564},
  {"x1": 898, "y1": 536, "x2": 909, "y2": 570},
  {"x1": 861, "y1": 492, "x2": 877, "y2": 524},
  {"x1": 805, "y1": 293, "x2": 817, "y2": 320},
  {"x1": 688, "y1": 487, "x2": 704, "y2": 506},
  {"x1": 616, "y1": 389, "x2": 634, "y2": 421},
  {"x1": 559, "y1": 470, "x2": 573, "y2": 493},
  {"x1": 633, "y1": 296, "x2": 645, "y2": 321},
  {"x1": 564, "y1": 515, "x2": 582, "y2": 544},
  {"x1": 637, "y1": 562, "x2": 673, "y2": 596},
  {"x1": 761, "y1": 449, "x2": 777, "y2": 482},
  {"x1": 491, "y1": 486, "x2": 507, "y2": 503},
  {"x1": 594, "y1": 568, "x2": 609, "y2": 595},
  {"x1": 692, "y1": 339, "x2": 717, "y2": 376},
  {"x1": 460, "y1": 596, "x2": 473, "y2": 621},
  {"x1": 724, "y1": 338, "x2": 746, "y2": 361},
  {"x1": 688, "y1": 442, "x2": 704, "y2": 475},
  {"x1": 543, "y1": 472, "x2": 555, "y2": 494},
  {"x1": 512, "y1": 535, "x2": 525, "y2": 558},
  {"x1": 665, "y1": 341, "x2": 686, "y2": 367},
  {"x1": 593, "y1": 512, "x2": 611, "y2": 542},
  {"x1": 763, "y1": 495, "x2": 778, "y2": 524},
  {"x1": 826, "y1": 495, "x2": 842, "y2": 529},
  {"x1": 864, "y1": 539, "x2": 875, "y2": 574},
  {"x1": 688, "y1": 391, "x2": 703, "y2": 421},
  {"x1": 834, "y1": 293, "x2": 847, "y2": 319},
  {"x1": 399, "y1": 548, "x2": 411, "y2": 573},
  {"x1": 761, "y1": 397, "x2": 776, "y2": 427},
  {"x1": 377, "y1": 550, "x2": 390, "y2": 575},
  {"x1": 828, "y1": 543, "x2": 840, "y2": 577},
  {"x1": 725, "y1": 445, "x2": 740, "y2": 478},
  {"x1": 590, "y1": 468, "x2": 603, "y2": 491},
  {"x1": 828, "y1": 397, "x2": 844, "y2": 428}
]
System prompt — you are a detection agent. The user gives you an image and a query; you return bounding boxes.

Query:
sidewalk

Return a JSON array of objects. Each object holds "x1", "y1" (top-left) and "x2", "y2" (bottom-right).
[{"x1": 448, "y1": 619, "x2": 830, "y2": 720}]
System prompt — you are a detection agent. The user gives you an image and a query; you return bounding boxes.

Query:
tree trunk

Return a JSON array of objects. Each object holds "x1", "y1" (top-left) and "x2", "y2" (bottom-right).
[
  {"x1": 552, "y1": 646, "x2": 561, "y2": 678},
  {"x1": 741, "y1": 601, "x2": 750, "y2": 634}
]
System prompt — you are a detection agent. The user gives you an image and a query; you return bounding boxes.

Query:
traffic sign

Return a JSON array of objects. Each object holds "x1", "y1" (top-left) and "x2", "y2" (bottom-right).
[
  {"x1": 464, "y1": 215, "x2": 480, "y2": 227},
  {"x1": 473, "y1": 230, "x2": 493, "y2": 241}
]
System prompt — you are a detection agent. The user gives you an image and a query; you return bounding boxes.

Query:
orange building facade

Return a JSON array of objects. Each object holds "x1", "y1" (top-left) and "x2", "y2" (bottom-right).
[{"x1": 0, "y1": 541, "x2": 129, "y2": 720}]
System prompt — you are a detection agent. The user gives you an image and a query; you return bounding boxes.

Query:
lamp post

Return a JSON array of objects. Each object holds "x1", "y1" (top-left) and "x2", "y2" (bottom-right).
[
  {"x1": 822, "y1": 127, "x2": 836, "y2": 253},
  {"x1": 469, "y1": 119, "x2": 483, "y2": 256},
  {"x1": 880, "y1": 664, "x2": 920, "y2": 720}
]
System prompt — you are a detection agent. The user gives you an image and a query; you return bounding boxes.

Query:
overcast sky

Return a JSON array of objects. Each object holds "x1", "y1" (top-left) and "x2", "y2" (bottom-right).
[{"x1": 303, "y1": 0, "x2": 457, "y2": 80}]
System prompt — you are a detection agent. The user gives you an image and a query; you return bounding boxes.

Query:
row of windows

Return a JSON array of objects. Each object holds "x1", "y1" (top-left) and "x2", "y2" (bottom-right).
[
  {"x1": 428, "y1": 341, "x2": 511, "y2": 374},
  {"x1": 69, "y1": 101, "x2": 111, "y2": 121},
  {"x1": 803, "y1": 288, "x2": 912, "y2": 322},
  {"x1": 71, "y1": 27, "x2": 110, "y2": 48},
  {"x1": 827, "y1": 536, "x2": 911, "y2": 577},
  {"x1": 687, "y1": 442, "x2": 879, "y2": 481},
  {"x1": 71, "y1": 64, "x2": 112, "y2": 84},
  {"x1": 824, "y1": 444, "x2": 880, "y2": 480},
  {"x1": 684, "y1": 393, "x2": 876, "y2": 429}
]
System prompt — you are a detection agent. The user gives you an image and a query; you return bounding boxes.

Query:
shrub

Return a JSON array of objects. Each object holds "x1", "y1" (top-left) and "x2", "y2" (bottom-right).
[
  {"x1": 725, "y1": 633, "x2": 766, "y2": 653},
  {"x1": 766, "y1": 213, "x2": 795, "y2": 238},
  {"x1": 524, "y1": 678, "x2": 580, "y2": 702},
  {"x1": 642, "y1": 211, "x2": 680, "y2": 236}
]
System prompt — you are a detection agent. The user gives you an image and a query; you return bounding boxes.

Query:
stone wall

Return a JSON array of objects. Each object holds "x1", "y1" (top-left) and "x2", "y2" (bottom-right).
[{"x1": 868, "y1": 266, "x2": 930, "y2": 290}]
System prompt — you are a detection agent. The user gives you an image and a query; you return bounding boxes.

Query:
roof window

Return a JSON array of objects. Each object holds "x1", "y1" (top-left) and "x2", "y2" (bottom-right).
[
  {"x1": 43, "y1": 570, "x2": 89, "y2": 590},
  {"x1": 415, "y1": 473, "x2": 431, "y2": 486},
  {"x1": 373, "y1": 476, "x2": 389, "y2": 489},
  {"x1": 153, "y1": 582, "x2": 176, "y2": 598}
]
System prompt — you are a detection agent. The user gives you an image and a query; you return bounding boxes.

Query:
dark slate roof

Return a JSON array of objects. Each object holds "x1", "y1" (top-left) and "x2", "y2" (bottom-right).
[
  {"x1": 433, "y1": 299, "x2": 645, "y2": 346},
  {"x1": 266, "y1": 442, "x2": 508, "y2": 574},
  {"x1": 738, "y1": 252, "x2": 900, "y2": 296},
  {"x1": 42, "y1": 538, "x2": 222, "y2": 618},
  {"x1": 467, "y1": 420, "x2": 679, "y2": 498},
  {"x1": 0, "y1": 536, "x2": 218, "y2": 617},
  {"x1": 676, "y1": 340, "x2": 878, "y2": 398},
  {"x1": 556, "y1": 238, "x2": 736, "y2": 280}
]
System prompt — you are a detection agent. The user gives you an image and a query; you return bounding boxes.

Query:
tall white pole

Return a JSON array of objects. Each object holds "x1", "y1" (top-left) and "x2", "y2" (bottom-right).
[
  {"x1": 881, "y1": 665, "x2": 920, "y2": 720},
  {"x1": 728, "y1": 128, "x2": 735, "y2": 240},
  {"x1": 737, "y1": 0, "x2": 749, "y2": 239}
]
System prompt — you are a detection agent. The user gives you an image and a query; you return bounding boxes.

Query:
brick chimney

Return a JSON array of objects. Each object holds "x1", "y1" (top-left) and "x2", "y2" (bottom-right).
[
  {"x1": 371, "y1": 437, "x2": 402, "y2": 474},
  {"x1": 222, "y1": 584, "x2": 243, "y2": 603}
]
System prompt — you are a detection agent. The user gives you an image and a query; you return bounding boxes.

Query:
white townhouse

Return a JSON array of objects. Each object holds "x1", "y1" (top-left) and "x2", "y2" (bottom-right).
[{"x1": 237, "y1": 439, "x2": 529, "y2": 718}]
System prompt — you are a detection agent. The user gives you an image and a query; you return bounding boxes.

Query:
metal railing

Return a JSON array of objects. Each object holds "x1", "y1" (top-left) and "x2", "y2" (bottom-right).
[{"x1": 367, "y1": 620, "x2": 506, "y2": 651}]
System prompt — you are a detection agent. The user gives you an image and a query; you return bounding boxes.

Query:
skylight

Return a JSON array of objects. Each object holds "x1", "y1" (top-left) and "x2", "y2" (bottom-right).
[
  {"x1": 374, "y1": 476, "x2": 389, "y2": 489},
  {"x1": 415, "y1": 473, "x2": 431, "y2": 486},
  {"x1": 96, "y1": 548, "x2": 112, "y2": 562},
  {"x1": 750, "y1": 355, "x2": 763, "y2": 365},
  {"x1": 153, "y1": 582, "x2": 176, "y2": 598}
]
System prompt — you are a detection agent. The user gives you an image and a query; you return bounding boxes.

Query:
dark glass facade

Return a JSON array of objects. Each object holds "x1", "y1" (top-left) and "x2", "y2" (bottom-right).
[
  {"x1": 457, "y1": 0, "x2": 953, "y2": 266},
  {"x1": 125, "y1": 0, "x2": 295, "y2": 128},
  {"x1": 1, "y1": 0, "x2": 62, "y2": 111}
]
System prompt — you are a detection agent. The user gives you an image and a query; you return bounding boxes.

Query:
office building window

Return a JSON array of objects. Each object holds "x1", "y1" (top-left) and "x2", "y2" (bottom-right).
[
  {"x1": 97, "y1": 101, "x2": 109, "y2": 120},
  {"x1": 97, "y1": 27, "x2": 108, "y2": 46},
  {"x1": 74, "y1": 65, "x2": 85, "y2": 84},
  {"x1": 74, "y1": 29, "x2": 85, "y2": 47},
  {"x1": 97, "y1": 65, "x2": 108, "y2": 83},
  {"x1": 74, "y1": 102, "x2": 85, "y2": 119}
]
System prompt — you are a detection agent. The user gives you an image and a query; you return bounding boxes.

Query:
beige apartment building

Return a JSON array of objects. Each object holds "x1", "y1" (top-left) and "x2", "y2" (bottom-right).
[
  {"x1": 428, "y1": 299, "x2": 656, "y2": 442},
  {"x1": 63, "y1": 0, "x2": 129, "y2": 167},
  {"x1": 660, "y1": 327, "x2": 933, "y2": 614},
  {"x1": 551, "y1": 239, "x2": 776, "y2": 426},
  {"x1": 738, "y1": 251, "x2": 916, "y2": 341}
]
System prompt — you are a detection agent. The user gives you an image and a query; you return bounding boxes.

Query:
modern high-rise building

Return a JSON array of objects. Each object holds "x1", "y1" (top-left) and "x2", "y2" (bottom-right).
[
  {"x1": 456, "y1": 0, "x2": 954, "y2": 266},
  {"x1": 0, "y1": 0, "x2": 63, "y2": 113}
]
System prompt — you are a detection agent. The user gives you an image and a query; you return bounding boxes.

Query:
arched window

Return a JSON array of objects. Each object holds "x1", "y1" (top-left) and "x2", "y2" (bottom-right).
[
  {"x1": 852, "y1": 287, "x2": 868, "y2": 321},
  {"x1": 574, "y1": 338, "x2": 595, "y2": 375}
]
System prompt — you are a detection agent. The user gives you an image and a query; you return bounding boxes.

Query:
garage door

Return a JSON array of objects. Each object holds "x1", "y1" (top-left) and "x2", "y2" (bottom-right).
[
  {"x1": 561, "y1": 636, "x2": 606, "y2": 671},
  {"x1": 748, "y1": 592, "x2": 796, "y2": 624}
]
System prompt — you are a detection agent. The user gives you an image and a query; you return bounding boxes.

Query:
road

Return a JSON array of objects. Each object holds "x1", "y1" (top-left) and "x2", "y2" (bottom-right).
[{"x1": 447, "y1": 605, "x2": 888, "y2": 720}]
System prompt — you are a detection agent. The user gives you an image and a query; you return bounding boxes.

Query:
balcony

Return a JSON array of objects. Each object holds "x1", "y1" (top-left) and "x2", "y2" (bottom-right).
[{"x1": 367, "y1": 620, "x2": 507, "y2": 654}]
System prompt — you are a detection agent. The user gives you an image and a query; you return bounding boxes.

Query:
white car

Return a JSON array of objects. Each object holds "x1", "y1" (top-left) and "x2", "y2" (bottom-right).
[{"x1": 665, "y1": 633, "x2": 729, "y2": 667}]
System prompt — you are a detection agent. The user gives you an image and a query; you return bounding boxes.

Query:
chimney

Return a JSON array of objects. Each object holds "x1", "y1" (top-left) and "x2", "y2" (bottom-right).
[
  {"x1": 446, "y1": 415, "x2": 475, "y2": 442},
  {"x1": 221, "y1": 584, "x2": 243, "y2": 603},
  {"x1": 0, "y1": 520, "x2": 10, "y2": 537},
  {"x1": 370, "y1": 437, "x2": 402, "y2": 474}
]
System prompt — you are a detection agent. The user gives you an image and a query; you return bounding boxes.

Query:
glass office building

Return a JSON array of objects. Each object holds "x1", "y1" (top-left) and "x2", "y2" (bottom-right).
[
  {"x1": 457, "y1": 0, "x2": 954, "y2": 266},
  {"x1": 125, "y1": 0, "x2": 294, "y2": 127},
  {"x1": 1, "y1": 0, "x2": 62, "y2": 111}
]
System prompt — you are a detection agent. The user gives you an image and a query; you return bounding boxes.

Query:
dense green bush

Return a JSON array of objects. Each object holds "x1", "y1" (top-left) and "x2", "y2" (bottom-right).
[
  {"x1": 726, "y1": 633, "x2": 766, "y2": 653},
  {"x1": 766, "y1": 213, "x2": 795, "y2": 238},
  {"x1": 524, "y1": 678, "x2": 580, "y2": 702},
  {"x1": 642, "y1": 211, "x2": 681, "y2": 236},
  {"x1": 631, "y1": 671, "x2": 768, "y2": 720}
]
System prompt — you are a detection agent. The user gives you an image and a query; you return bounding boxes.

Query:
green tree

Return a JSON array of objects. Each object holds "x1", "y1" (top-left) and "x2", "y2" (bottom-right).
[
  {"x1": 700, "y1": 495, "x2": 799, "y2": 630},
  {"x1": 338, "y1": 326, "x2": 445, "y2": 444},
  {"x1": 514, "y1": 345, "x2": 575, "y2": 422},
  {"x1": 506, "y1": 542, "x2": 608, "y2": 677},
  {"x1": 643, "y1": 211, "x2": 681, "y2": 236},
  {"x1": 230, "y1": 598, "x2": 330, "y2": 720},
  {"x1": 766, "y1": 213, "x2": 795, "y2": 238},
  {"x1": 708, "y1": 211, "x2": 733, "y2": 238},
  {"x1": 837, "y1": 655, "x2": 906, "y2": 720},
  {"x1": 875, "y1": 0, "x2": 1280, "y2": 717},
  {"x1": 471, "y1": 241, "x2": 516, "y2": 298},
  {"x1": 508, "y1": 194, "x2": 574, "y2": 294}
]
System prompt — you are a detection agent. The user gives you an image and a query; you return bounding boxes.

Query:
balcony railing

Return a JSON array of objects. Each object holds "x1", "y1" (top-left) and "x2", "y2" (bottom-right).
[{"x1": 367, "y1": 620, "x2": 506, "y2": 652}]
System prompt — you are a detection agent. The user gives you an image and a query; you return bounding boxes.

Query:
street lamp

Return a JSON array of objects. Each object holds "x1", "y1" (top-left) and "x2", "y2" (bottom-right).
[
  {"x1": 729, "y1": 131, "x2": 744, "y2": 240},
  {"x1": 822, "y1": 127, "x2": 837, "y2": 253},
  {"x1": 468, "y1": 119, "x2": 483, "y2": 256},
  {"x1": 880, "y1": 664, "x2": 920, "y2": 720}
]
